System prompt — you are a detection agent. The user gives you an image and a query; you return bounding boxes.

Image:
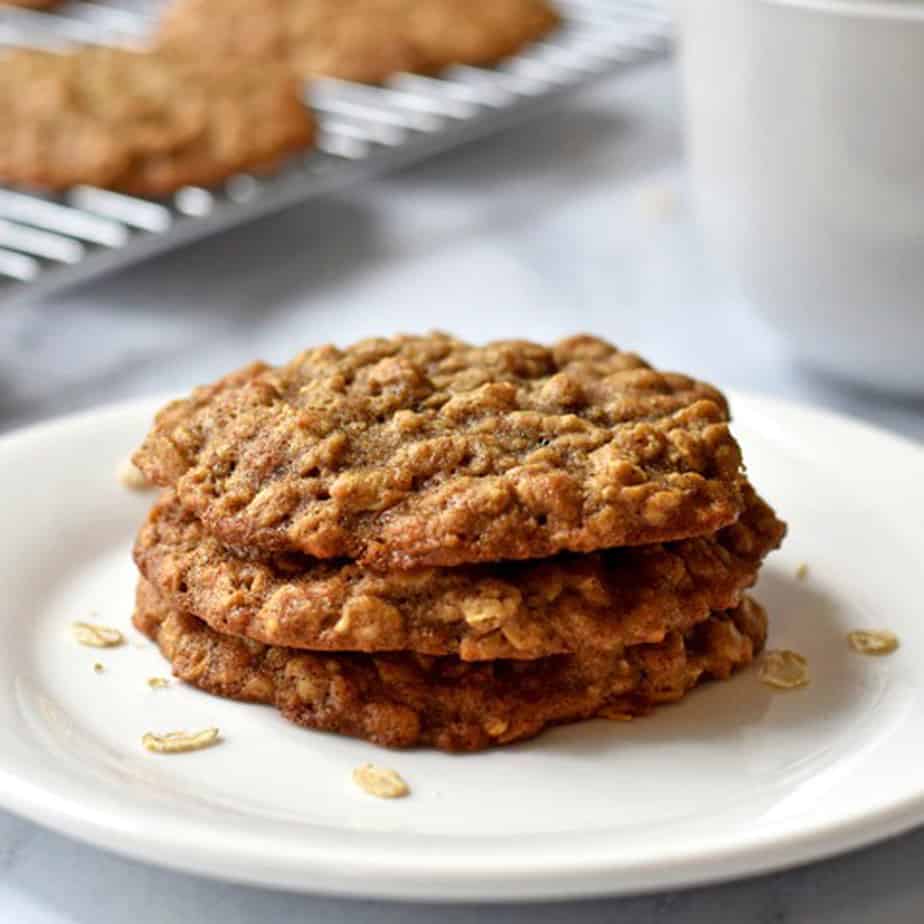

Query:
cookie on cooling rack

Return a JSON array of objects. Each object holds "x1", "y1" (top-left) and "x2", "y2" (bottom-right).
[
  {"x1": 0, "y1": 45, "x2": 315, "y2": 195},
  {"x1": 0, "y1": 1, "x2": 61, "y2": 8},
  {"x1": 156, "y1": 0, "x2": 560, "y2": 84}
]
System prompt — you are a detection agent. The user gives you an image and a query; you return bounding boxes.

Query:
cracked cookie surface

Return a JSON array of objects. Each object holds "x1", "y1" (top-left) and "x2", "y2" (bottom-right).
[
  {"x1": 135, "y1": 578, "x2": 768, "y2": 752},
  {"x1": 134, "y1": 334, "x2": 747, "y2": 569}
]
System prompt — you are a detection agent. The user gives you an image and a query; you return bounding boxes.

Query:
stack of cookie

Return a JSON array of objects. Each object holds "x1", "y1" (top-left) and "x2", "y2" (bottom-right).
[{"x1": 131, "y1": 334, "x2": 785, "y2": 752}]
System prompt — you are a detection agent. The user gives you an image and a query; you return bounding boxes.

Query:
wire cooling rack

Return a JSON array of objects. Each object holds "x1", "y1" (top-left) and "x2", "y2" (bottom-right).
[{"x1": 0, "y1": 0, "x2": 671, "y2": 306}]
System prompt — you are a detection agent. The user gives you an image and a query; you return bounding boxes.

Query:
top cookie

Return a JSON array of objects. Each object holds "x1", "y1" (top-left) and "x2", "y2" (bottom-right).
[
  {"x1": 0, "y1": 46, "x2": 314, "y2": 195},
  {"x1": 156, "y1": 0, "x2": 560, "y2": 85},
  {"x1": 134, "y1": 334, "x2": 746, "y2": 570}
]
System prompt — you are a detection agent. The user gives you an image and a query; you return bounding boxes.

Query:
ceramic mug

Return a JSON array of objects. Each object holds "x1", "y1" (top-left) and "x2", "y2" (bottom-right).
[{"x1": 678, "y1": 0, "x2": 924, "y2": 394}]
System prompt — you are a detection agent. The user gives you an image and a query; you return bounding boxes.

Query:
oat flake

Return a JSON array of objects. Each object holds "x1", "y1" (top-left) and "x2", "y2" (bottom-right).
[
  {"x1": 116, "y1": 457, "x2": 152, "y2": 491},
  {"x1": 352, "y1": 763, "x2": 409, "y2": 799},
  {"x1": 142, "y1": 728, "x2": 220, "y2": 754},
  {"x1": 759, "y1": 649, "x2": 809, "y2": 690},
  {"x1": 72, "y1": 622, "x2": 123, "y2": 648},
  {"x1": 847, "y1": 630, "x2": 899, "y2": 656}
]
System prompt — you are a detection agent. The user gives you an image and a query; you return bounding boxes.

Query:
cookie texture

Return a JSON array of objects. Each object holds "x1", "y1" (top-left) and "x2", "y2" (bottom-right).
[
  {"x1": 156, "y1": 0, "x2": 560, "y2": 85},
  {"x1": 395, "y1": 0, "x2": 560, "y2": 70},
  {"x1": 0, "y1": 46, "x2": 314, "y2": 194},
  {"x1": 135, "y1": 578, "x2": 767, "y2": 752},
  {"x1": 157, "y1": 0, "x2": 426, "y2": 85},
  {"x1": 133, "y1": 334, "x2": 747, "y2": 569},
  {"x1": 0, "y1": 1, "x2": 60, "y2": 7},
  {"x1": 134, "y1": 483, "x2": 784, "y2": 660}
]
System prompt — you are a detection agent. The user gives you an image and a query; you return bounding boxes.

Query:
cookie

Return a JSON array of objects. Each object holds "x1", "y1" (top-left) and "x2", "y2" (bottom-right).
[
  {"x1": 135, "y1": 578, "x2": 767, "y2": 752},
  {"x1": 156, "y1": 0, "x2": 560, "y2": 85},
  {"x1": 395, "y1": 0, "x2": 561, "y2": 71},
  {"x1": 157, "y1": 0, "x2": 427, "y2": 85},
  {"x1": 134, "y1": 482, "x2": 784, "y2": 661},
  {"x1": 0, "y1": 1, "x2": 60, "y2": 7},
  {"x1": 133, "y1": 334, "x2": 746, "y2": 569},
  {"x1": 0, "y1": 46, "x2": 314, "y2": 195}
]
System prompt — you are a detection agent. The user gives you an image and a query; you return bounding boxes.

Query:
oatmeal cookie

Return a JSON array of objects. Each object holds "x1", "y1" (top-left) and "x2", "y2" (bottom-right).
[
  {"x1": 0, "y1": 46, "x2": 314, "y2": 194},
  {"x1": 134, "y1": 334, "x2": 746, "y2": 569},
  {"x1": 157, "y1": 0, "x2": 426, "y2": 85},
  {"x1": 134, "y1": 483, "x2": 783, "y2": 660},
  {"x1": 135, "y1": 578, "x2": 767, "y2": 752},
  {"x1": 394, "y1": 0, "x2": 561, "y2": 71},
  {"x1": 156, "y1": 0, "x2": 559, "y2": 85},
  {"x1": 0, "y1": 1, "x2": 60, "y2": 7}
]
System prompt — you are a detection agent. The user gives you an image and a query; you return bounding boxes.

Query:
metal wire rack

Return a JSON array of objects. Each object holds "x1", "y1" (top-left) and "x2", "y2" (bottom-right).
[{"x1": 0, "y1": 0, "x2": 671, "y2": 306}]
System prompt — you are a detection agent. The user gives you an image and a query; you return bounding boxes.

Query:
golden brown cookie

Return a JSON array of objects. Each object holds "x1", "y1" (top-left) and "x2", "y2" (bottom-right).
[
  {"x1": 134, "y1": 482, "x2": 784, "y2": 661},
  {"x1": 394, "y1": 0, "x2": 561, "y2": 70},
  {"x1": 135, "y1": 578, "x2": 767, "y2": 752},
  {"x1": 156, "y1": 0, "x2": 559, "y2": 85},
  {"x1": 157, "y1": 0, "x2": 427, "y2": 85},
  {"x1": 133, "y1": 334, "x2": 747, "y2": 570},
  {"x1": 0, "y1": 46, "x2": 315, "y2": 195},
  {"x1": 0, "y1": 1, "x2": 60, "y2": 7}
]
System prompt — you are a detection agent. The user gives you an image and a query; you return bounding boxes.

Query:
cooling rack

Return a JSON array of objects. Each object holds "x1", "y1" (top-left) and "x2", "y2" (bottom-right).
[{"x1": 0, "y1": 0, "x2": 671, "y2": 306}]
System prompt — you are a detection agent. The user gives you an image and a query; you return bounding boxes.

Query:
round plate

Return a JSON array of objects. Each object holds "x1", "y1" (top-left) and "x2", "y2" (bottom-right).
[{"x1": 0, "y1": 391, "x2": 921, "y2": 901}]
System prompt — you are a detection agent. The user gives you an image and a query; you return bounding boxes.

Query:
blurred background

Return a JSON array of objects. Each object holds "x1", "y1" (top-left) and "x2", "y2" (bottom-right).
[{"x1": 0, "y1": 0, "x2": 920, "y2": 443}]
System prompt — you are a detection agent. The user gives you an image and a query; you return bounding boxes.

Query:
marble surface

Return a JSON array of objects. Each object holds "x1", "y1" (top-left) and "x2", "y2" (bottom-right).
[{"x1": 1, "y1": 60, "x2": 923, "y2": 923}]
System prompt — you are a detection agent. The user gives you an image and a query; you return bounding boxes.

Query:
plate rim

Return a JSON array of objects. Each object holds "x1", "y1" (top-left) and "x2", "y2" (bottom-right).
[{"x1": 0, "y1": 388, "x2": 921, "y2": 902}]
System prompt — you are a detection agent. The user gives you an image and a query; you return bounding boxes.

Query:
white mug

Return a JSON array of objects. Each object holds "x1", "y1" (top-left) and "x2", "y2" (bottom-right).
[{"x1": 677, "y1": 0, "x2": 924, "y2": 394}]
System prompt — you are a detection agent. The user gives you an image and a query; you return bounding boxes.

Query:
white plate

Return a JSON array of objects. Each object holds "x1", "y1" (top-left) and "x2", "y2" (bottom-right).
[{"x1": 0, "y1": 391, "x2": 921, "y2": 902}]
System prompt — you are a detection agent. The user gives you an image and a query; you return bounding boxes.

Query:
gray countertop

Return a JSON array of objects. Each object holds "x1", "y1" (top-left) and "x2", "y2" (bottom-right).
[{"x1": 1, "y1": 60, "x2": 923, "y2": 923}]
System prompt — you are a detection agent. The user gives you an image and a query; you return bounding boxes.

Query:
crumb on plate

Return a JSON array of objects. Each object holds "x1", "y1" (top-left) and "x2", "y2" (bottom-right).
[
  {"x1": 142, "y1": 728, "x2": 220, "y2": 754},
  {"x1": 759, "y1": 649, "x2": 809, "y2": 690},
  {"x1": 72, "y1": 622, "x2": 123, "y2": 648},
  {"x1": 352, "y1": 763, "x2": 410, "y2": 799},
  {"x1": 847, "y1": 629, "x2": 899, "y2": 656}
]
